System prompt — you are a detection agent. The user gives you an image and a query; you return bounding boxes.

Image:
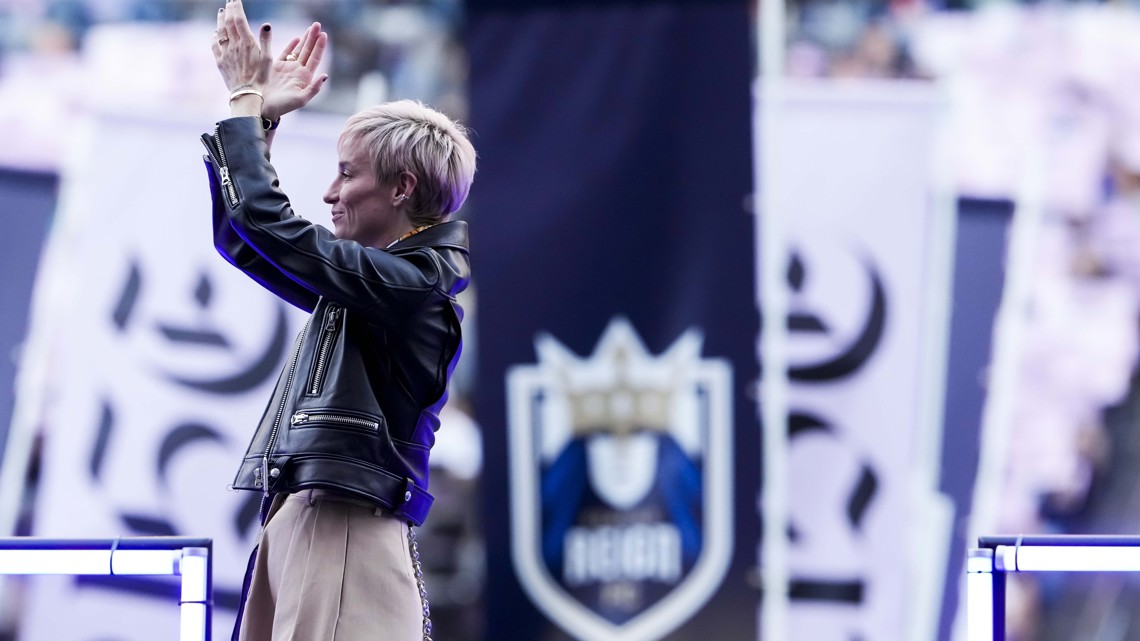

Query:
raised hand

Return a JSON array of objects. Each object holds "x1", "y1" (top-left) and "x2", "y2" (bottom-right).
[
  {"x1": 212, "y1": 0, "x2": 268, "y2": 94},
  {"x1": 261, "y1": 22, "x2": 329, "y2": 123}
]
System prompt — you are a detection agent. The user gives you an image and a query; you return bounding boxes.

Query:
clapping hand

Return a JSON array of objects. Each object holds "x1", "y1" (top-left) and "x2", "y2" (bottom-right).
[
  {"x1": 213, "y1": 0, "x2": 328, "y2": 121},
  {"x1": 261, "y1": 22, "x2": 329, "y2": 122}
]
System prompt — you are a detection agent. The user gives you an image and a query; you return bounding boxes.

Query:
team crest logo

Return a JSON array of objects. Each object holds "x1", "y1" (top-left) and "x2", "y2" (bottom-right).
[{"x1": 507, "y1": 317, "x2": 733, "y2": 641}]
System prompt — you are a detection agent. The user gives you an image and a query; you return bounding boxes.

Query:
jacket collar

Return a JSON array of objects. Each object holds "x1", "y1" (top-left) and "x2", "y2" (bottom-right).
[{"x1": 388, "y1": 220, "x2": 468, "y2": 253}]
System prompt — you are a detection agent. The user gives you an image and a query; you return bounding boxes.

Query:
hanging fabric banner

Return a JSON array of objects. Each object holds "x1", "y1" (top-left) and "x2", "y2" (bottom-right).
[
  {"x1": 0, "y1": 170, "x2": 55, "y2": 473},
  {"x1": 467, "y1": 1, "x2": 760, "y2": 640},
  {"x1": 935, "y1": 197, "x2": 1013, "y2": 641},
  {"x1": 759, "y1": 81, "x2": 952, "y2": 641}
]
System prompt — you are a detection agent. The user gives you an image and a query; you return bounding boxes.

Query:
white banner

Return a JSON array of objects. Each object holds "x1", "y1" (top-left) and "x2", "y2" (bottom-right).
[
  {"x1": 760, "y1": 80, "x2": 953, "y2": 641},
  {"x1": 15, "y1": 107, "x2": 343, "y2": 641}
]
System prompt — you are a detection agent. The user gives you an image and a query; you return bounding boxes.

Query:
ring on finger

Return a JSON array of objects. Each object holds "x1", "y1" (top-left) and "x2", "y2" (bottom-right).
[
  {"x1": 218, "y1": 36, "x2": 230, "y2": 44},
  {"x1": 285, "y1": 53, "x2": 298, "y2": 61}
]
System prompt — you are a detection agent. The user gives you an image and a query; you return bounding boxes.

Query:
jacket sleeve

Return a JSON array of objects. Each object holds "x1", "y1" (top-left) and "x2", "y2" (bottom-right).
[
  {"x1": 205, "y1": 158, "x2": 321, "y2": 312},
  {"x1": 204, "y1": 117, "x2": 441, "y2": 321}
]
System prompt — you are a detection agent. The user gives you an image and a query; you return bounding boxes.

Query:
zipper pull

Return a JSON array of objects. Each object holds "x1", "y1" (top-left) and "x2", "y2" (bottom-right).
[
  {"x1": 220, "y1": 166, "x2": 232, "y2": 186},
  {"x1": 260, "y1": 457, "x2": 270, "y2": 498},
  {"x1": 291, "y1": 413, "x2": 309, "y2": 426},
  {"x1": 325, "y1": 307, "x2": 340, "y2": 331}
]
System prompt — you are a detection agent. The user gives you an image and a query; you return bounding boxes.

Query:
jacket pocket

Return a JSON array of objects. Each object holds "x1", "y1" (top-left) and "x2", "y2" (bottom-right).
[
  {"x1": 290, "y1": 408, "x2": 382, "y2": 434},
  {"x1": 305, "y1": 304, "x2": 342, "y2": 396}
]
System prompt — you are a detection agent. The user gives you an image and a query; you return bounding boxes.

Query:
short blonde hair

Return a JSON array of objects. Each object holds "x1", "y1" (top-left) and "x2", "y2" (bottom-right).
[{"x1": 340, "y1": 100, "x2": 477, "y2": 226}]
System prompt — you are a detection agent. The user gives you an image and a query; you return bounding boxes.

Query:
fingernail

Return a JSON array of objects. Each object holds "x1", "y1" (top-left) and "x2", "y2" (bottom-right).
[{"x1": 262, "y1": 24, "x2": 270, "y2": 31}]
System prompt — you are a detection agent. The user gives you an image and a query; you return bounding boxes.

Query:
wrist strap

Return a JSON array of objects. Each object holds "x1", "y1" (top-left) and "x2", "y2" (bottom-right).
[{"x1": 261, "y1": 117, "x2": 280, "y2": 131}]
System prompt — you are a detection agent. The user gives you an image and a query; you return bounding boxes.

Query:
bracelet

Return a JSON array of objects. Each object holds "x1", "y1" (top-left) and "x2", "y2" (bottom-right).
[
  {"x1": 261, "y1": 117, "x2": 280, "y2": 131},
  {"x1": 229, "y1": 87, "x2": 263, "y2": 103}
]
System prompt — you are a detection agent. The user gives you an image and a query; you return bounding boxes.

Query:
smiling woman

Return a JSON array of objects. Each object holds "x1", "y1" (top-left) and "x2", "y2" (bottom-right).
[
  {"x1": 324, "y1": 101, "x2": 476, "y2": 249},
  {"x1": 202, "y1": 2, "x2": 476, "y2": 640},
  {"x1": 325, "y1": 128, "x2": 415, "y2": 249}
]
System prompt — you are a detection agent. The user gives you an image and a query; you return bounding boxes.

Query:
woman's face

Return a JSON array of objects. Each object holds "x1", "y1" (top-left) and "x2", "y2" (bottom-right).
[{"x1": 323, "y1": 135, "x2": 411, "y2": 248}]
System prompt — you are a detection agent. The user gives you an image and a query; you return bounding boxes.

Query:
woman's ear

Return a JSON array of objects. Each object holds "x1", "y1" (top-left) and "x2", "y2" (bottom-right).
[{"x1": 397, "y1": 171, "x2": 418, "y2": 200}]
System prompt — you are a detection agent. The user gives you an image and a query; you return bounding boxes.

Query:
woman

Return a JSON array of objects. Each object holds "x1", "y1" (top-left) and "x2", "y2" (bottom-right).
[{"x1": 204, "y1": 2, "x2": 476, "y2": 639}]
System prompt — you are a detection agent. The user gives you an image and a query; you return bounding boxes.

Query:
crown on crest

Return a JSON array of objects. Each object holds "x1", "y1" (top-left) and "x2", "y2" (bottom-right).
[{"x1": 533, "y1": 318, "x2": 703, "y2": 438}]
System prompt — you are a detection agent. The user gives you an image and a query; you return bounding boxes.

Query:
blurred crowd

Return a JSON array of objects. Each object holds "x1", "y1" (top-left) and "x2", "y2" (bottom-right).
[
  {"x1": 787, "y1": 0, "x2": 1140, "y2": 524},
  {"x1": 784, "y1": 0, "x2": 925, "y2": 79},
  {"x1": 0, "y1": 0, "x2": 468, "y2": 169},
  {"x1": 0, "y1": 0, "x2": 467, "y2": 115}
]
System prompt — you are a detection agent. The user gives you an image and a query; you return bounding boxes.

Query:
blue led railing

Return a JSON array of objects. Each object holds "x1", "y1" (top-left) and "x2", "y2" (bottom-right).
[
  {"x1": 0, "y1": 537, "x2": 212, "y2": 640},
  {"x1": 967, "y1": 535, "x2": 1140, "y2": 641}
]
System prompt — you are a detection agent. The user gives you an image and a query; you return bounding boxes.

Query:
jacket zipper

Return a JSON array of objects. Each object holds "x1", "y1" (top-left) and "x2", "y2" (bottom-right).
[
  {"x1": 205, "y1": 124, "x2": 239, "y2": 208},
  {"x1": 259, "y1": 314, "x2": 312, "y2": 514},
  {"x1": 309, "y1": 305, "x2": 342, "y2": 395},
  {"x1": 291, "y1": 411, "x2": 380, "y2": 432}
]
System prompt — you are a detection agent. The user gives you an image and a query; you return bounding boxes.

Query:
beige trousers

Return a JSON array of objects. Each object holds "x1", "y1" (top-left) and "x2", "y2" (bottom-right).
[{"x1": 237, "y1": 490, "x2": 423, "y2": 641}]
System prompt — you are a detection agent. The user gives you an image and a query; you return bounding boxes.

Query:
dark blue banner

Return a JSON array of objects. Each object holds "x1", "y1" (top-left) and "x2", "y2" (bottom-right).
[
  {"x1": 466, "y1": 1, "x2": 759, "y2": 639},
  {"x1": 936, "y1": 197, "x2": 1013, "y2": 641},
  {"x1": 0, "y1": 169, "x2": 56, "y2": 487}
]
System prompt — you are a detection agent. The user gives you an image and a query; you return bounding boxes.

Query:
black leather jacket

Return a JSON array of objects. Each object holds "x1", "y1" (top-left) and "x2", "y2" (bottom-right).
[{"x1": 201, "y1": 117, "x2": 469, "y2": 526}]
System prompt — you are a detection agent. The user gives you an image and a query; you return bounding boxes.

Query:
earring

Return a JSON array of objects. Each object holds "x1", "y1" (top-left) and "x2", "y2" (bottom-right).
[{"x1": 395, "y1": 194, "x2": 410, "y2": 204}]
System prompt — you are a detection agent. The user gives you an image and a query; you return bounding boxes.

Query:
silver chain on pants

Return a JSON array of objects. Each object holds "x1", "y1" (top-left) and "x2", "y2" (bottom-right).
[{"x1": 408, "y1": 526, "x2": 433, "y2": 641}]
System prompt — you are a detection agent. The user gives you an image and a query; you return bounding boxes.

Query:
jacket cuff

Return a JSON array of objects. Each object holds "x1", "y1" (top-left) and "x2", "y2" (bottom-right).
[{"x1": 216, "y1": 116, "x2": 269, "y2": 170}]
